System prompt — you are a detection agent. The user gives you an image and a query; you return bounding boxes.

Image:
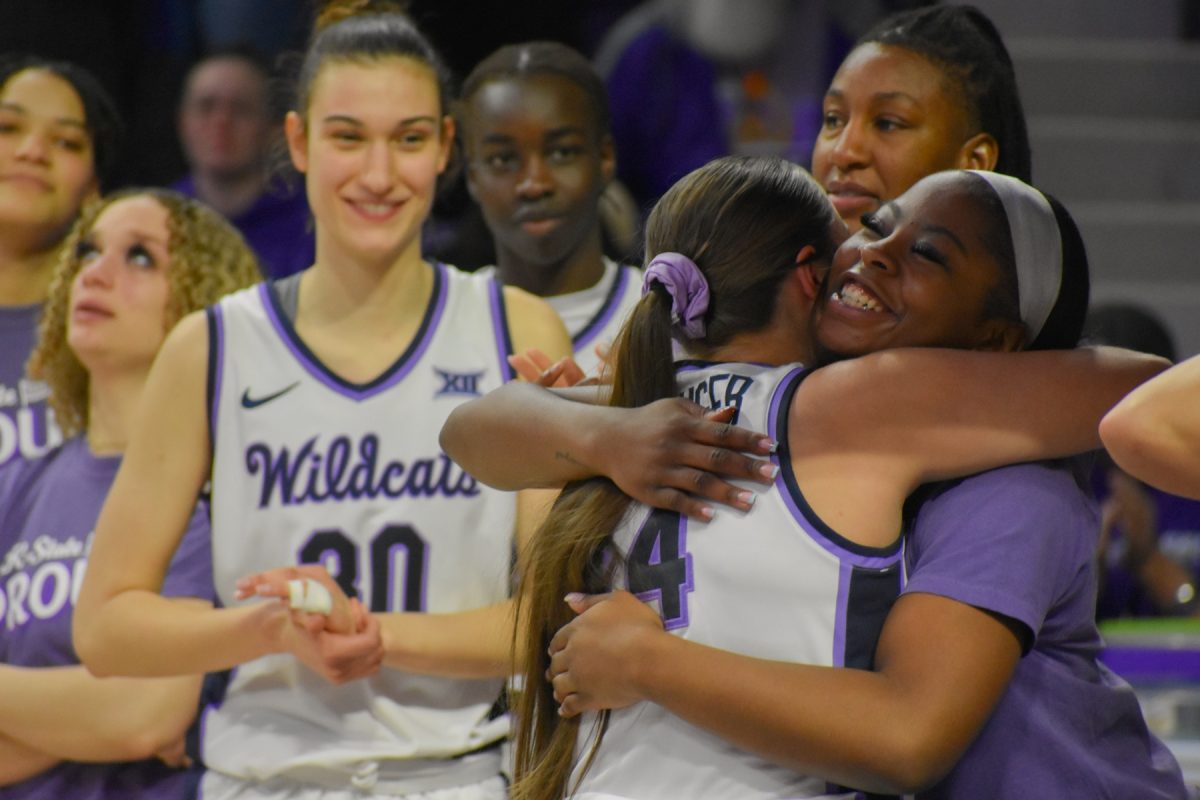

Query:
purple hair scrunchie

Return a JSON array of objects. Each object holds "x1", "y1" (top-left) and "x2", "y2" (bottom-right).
[{"x1": 642, "y1": 252, "x2": 710, "y2": 340}]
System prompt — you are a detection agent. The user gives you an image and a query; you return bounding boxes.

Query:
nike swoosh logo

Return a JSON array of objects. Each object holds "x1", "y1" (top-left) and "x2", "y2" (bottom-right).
[{"x1": 241, "y1": 382, "x2": 300, "y2": 409}]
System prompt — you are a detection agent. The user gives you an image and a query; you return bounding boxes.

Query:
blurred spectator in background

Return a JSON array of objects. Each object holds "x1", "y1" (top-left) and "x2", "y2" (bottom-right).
[
  {"x1": 1089, "y1": 302, "x2": 1200, "y2": 619},
  {"x1": 173, "y1": 48, "x2": 312, "y2": 279}
]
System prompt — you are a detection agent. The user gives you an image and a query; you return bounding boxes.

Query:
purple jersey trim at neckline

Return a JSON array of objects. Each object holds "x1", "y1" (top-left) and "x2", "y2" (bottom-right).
[{"x1": 256, "y1": 263, "x2": 449, "y2": 402}]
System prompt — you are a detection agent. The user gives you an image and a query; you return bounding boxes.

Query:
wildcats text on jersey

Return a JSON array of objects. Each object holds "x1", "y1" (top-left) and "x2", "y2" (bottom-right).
[{"x1": 245, "y1": 434, "x2": 479, "y2": 508}]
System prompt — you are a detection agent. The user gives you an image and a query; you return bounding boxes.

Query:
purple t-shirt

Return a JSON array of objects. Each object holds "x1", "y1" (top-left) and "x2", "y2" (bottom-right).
[
  {"x1": 173, "y1": 175, "x2": 313, "y2": 280},
  {"x1": 0, "y1": 305, "x2": 60, "y2": 470},
  {"x1": 905, "y1": 463, "x2": 1186, "y2": 799},
  {"x1": 0, "y1": 437, "x2": 214, "y2": 799}
]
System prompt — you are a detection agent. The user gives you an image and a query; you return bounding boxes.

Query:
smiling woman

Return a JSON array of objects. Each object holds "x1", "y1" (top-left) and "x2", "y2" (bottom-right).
[
  {"x1": 0, "y1": 56, "x2": 122, "y2": 472},
  {"x1": 71, "y1": 4, "x2": 571, "y2": 799},
  {"x1": 816, "y1": 171, "x2": 1025, "y2": 357}
]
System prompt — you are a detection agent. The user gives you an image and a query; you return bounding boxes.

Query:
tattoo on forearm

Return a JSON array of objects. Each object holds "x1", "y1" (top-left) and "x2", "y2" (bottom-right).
[{"x1": 555, "y1": 450, "x2": 582, "y2": 466}]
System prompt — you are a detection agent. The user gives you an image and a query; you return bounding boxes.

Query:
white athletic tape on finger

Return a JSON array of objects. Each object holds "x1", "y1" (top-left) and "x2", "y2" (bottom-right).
[{"x1": 287, "y1": 578, "x2": 333, "y2": 615}]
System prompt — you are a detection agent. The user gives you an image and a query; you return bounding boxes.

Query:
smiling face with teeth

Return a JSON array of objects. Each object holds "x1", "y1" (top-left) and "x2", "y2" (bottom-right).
[
  {"x1": 285, "y1": 57, "x2": 452, "y2": 272},
  {"x1": 813, "y1": 171, "x2": 1025, "y2": 361}
]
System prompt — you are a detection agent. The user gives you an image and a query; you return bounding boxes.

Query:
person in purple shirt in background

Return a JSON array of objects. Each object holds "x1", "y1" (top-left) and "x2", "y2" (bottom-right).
[
  {"x1": 0, "y1": 187, "x2": 259, "y2": 797},
  {"x1": 174, "y1": 47, "x2": 314, "y2": 280},
  {"x1": 0, "y1": 56, "x2": 123, "y2": 472}
]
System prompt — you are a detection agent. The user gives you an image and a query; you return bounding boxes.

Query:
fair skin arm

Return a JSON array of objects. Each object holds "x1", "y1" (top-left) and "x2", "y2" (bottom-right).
[
  {"x1": 0, "y1": 736, "x2": 59, "y2": 786},
  {"x1": 548, "y1": 589, "x2": 1020, "y2": 794},
  {"x1": 1100, "y1": 354, "x2": 1200, "y2": 500},
  {"x1": 73, "y1": 313, "x2": 382, "y2": 683},
  {"x1": 0, "y1": 657, "x2": 203, "y2": 764}
]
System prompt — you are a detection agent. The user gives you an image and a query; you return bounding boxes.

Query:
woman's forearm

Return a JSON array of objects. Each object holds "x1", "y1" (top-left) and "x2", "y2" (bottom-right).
[
  {"x1": 623, "y1": 633, "x2": 942, "y2": 793},
  {"x1": 75, "y1": 592, "x2": 281, "y2": 678},
  {"x1": 380, "y1": 600, "x2": 517, "y2": 678},
  {"x1": 440, "y1": 383, "x2": 608, "y2": 490},
  {"x1": 0, "y1": 664, "x2": 201, "y2": 763},
  {"x1": 0, "y1": 734, "x2": 58, "y2": 786},
  {"x1": 552, "y1": 592, "x2": 1017, "y2": 794}
]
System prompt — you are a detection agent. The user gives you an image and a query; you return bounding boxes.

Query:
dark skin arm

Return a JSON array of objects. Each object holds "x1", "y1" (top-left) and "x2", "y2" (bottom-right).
[
  {"x1": 440, "y1": 383, "x2": 778, "y2": 520},
  {"x1": 548, "y1": 590, "x2": 1021, "y2": 794}
]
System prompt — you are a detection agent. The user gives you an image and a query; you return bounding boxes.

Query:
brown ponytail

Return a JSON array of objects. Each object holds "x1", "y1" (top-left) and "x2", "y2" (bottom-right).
[{"x1": 511, "y1": 156, "x2": 837, "y2": 799}]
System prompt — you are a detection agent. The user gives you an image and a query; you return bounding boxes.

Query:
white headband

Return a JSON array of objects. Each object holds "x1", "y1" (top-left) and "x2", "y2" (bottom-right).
[{"x1": 966, "y1": 170, "x2": 1063, "y2": 341}]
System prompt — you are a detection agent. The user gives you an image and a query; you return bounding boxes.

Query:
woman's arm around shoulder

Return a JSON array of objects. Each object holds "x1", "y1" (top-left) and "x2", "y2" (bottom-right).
[
  {"x1": 795, "y1": 345, "x2": 1168, "y2": 484},
  {"x1": 549, "y1": 589, "x2": 1020, "y2": 794},
  {"x1": 1101, "y1": 354, "x2": 1200, "y2": 499}
]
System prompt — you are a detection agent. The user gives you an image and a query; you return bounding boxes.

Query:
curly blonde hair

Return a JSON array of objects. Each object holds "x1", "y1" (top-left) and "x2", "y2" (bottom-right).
[{"x1": 28, "y1": 188, "x2": 262, "y2": 438}]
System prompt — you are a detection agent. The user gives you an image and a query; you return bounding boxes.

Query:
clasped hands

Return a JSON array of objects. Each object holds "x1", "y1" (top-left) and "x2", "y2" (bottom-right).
[{"x1": 235, "y1": 565, "x2": 383, "y2": 685}]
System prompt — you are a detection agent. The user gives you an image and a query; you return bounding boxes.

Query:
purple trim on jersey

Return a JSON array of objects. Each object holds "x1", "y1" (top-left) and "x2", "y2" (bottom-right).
[
  {"x1": 832, "y1": 561, "x2": 852, "y2": 668},
  {"x1": 206, "y1": 304, "x2": 225, "y2": 449},
  {"x1": 488, "y1": 276, "x2": 515, "y2": 382},
  {"x1": 572, "y1": 264, "x2": 630, "y2": 350},
  {"x1": 257, "y1": 264, "x2": 449, "y2": 402},
  {"x1": 767, "y1": 368, "x2": 902, "y2": 569}
]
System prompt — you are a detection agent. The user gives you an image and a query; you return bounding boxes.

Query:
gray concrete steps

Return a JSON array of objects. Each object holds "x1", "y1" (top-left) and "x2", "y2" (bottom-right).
[
  {"x1": 1008, "y1": 39, "x2": 1200, "y2": 120},
  {"x1": 1072, "y1": 200, "x2": 1200, "y2": 355},
  {"x1": 1031, "y1": 116, "x2": 1200, "y2": 203},
  {"x1": 1072, "y1": 200, "x2": 1200, "y2": 283},
  {"x1": 971, "y1": 0, "x2": 1186, "y2": 40}
]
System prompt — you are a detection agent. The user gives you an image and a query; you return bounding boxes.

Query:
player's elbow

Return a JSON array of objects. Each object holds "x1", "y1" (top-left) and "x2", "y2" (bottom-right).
[
  {"x1": 862, "y1": 720, "x2": 957, "y2": 794},
  {"x1": 110, "y1": 696, "x2": 196, "y2": 762},
  {"x1": 1099, "y1": 398, "x2": 1145, "y2": 464},
  {"x1": 71, "y1": 607, "x2": 116, "y2": 678},
  {"x1": 1100, "y1": 400, "x2": 1181, "y2": 485}
]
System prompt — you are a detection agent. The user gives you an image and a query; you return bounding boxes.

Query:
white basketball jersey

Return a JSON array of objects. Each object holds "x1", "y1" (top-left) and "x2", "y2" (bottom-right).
[
  {"x1": 570, "y1": 362, "x2": 904, "y2": 800},
  {"x1": 481, "y1": 259, "x2": 643, "y2": 377},
  {"x1": 202, "y1": 264, "x2": 516, "y2": 783}
]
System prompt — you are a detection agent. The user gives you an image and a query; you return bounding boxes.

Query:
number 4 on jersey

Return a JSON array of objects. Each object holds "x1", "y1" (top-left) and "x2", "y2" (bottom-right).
[{"x1": 626, "y1": 509, "x2": 694, "y2": 630}]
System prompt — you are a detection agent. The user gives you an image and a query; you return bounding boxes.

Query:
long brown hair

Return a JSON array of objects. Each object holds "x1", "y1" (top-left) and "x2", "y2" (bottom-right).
[{"x1": 511, "y1": 156, "x2": 836, "y2": 800}]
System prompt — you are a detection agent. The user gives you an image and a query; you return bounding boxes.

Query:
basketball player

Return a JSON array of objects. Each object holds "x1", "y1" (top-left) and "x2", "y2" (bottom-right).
[
  {"x1": 458, "y1": 41, "x2": 641, "y2": 379},
  {"x1": 73, "y1": 4, "x2": 570, "y2": 799}
]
